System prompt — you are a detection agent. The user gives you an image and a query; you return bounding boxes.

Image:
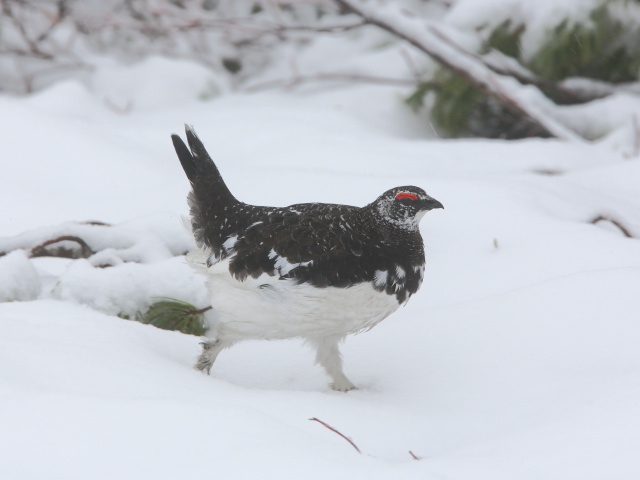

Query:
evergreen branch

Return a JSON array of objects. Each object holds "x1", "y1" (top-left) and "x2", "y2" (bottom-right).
[{"x1": 140, "y1": 298, "x2": 209, "y2": 336}]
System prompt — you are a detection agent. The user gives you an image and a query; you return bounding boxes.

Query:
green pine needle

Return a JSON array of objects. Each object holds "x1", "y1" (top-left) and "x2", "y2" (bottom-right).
[{"x1": 139, "y1": 297, "x2": 209, "y2": 336}]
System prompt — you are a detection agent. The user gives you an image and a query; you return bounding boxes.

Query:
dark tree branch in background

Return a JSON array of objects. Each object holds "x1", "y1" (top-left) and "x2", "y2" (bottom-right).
[
  {"x1": 245, "y1": 72, "x2": 417, "y2": 92},
  {"x1": 35, "y1": 0, "x2": 70, "y2": 43},
  {"x1": 0, "y1": 0, "x2": 348, "y2": 94},
  {"x1": 2, "y1": 1, "x2": 54, "y2": 59}
]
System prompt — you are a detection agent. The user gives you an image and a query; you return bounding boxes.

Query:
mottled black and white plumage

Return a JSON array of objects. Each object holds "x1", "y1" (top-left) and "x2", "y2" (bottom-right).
[{"x1": 171, "y1": 125, "x2": 443, "y2": 391}]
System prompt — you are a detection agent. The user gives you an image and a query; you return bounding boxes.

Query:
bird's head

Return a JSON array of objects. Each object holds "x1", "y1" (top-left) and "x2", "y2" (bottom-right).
[{"x1": 371, "y1": 186, "x2": 443, "y2": 230}]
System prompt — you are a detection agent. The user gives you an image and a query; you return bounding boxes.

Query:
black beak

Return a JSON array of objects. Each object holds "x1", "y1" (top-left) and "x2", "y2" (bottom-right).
[{"x1": 422, "y1": 196, "x2": 444, "y2": 211}]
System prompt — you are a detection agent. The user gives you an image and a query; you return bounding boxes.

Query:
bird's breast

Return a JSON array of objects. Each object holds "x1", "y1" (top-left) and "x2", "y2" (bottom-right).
[{"x1": 201, "y1": 259, "x2": 402, "y2": 340}]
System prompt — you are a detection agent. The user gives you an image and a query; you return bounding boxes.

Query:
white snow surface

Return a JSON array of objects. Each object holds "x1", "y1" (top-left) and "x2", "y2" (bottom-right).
[{"x1": 2, "y1": 42, "x2": 640, "y2": 480}]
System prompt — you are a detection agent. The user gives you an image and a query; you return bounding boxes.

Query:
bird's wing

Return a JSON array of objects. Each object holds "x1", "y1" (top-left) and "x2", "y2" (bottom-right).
[
  {"x1": 223, "y1": 206, "x2": 387, "y2": 289},
  {"x1": 197, "y1": 201, "x2": 423, "y2": 302}
]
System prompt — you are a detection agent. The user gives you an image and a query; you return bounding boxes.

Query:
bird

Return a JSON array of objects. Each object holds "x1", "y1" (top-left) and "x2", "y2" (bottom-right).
[{"x1": 171, "y1": 125, "x2": 443, "y2": 391}]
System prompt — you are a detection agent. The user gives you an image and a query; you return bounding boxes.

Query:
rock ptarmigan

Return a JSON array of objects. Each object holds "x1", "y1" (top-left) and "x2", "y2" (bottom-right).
[{"x1": 171, "y1": 125, "x2": 443, "y2": 391}]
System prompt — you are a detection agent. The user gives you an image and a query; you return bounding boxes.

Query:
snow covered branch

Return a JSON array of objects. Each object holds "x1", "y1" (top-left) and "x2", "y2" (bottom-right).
[
  {"x1": 0, "y1": 218, "x2": 193, "y2": 266},
  {"x1": 335, "y1": 0, "x2": 584, "y2": 141}
]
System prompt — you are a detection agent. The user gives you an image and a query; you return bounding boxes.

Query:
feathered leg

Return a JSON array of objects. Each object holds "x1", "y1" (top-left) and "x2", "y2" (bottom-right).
[
  {"x1": 309, "y1": 336, "x2": 356, "y2": 392},
  {"x1": 195, "y1": 338, "x2": 233, "y2": 374}
]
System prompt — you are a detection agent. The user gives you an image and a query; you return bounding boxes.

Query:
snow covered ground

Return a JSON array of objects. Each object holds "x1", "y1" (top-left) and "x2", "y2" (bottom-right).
[{"x1": 2, "y1": 46, "x2": 640, "y2": 479}]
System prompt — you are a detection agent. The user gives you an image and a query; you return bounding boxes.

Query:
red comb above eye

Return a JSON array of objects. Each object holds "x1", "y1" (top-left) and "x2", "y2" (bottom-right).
[{"x1": 396, "y1": 192, "x2": 418, "y2": 201}]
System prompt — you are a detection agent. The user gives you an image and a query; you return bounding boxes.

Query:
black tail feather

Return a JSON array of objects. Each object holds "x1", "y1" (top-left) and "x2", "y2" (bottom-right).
[
  {"x1": 171, "y1": 133, "x2": 197, "y2": 181},
  {"x1": 171, "y1": 125, "x2": 235, "y2": 202},
  {"x1": 185, "y1": 125, "x2": 212, "y2": 171}
]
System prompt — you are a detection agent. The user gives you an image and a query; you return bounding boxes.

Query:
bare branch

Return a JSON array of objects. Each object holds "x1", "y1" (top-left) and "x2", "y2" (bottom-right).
[
  {"x1": 35, "y1": 0, "x2": 70, "y2": 43},
  {"x1": 590, "y1": 216, "x2": 634, "y2": 238},
  {"x1": 185, "y1": 305, "x2": 213, "y2": 316},
  {"x1": 2, "y1": 1, "x2": 54, "y2": 60},
  {"x1": 30, "y1": 235, "x2": 95, "y2": 259},
  {"x1": 409, "y1": 450, "x2": 423, "y2": 460},
  {"x1": 309, "y1": 417, "x2": 362, "y2": 454},
  {"x1": 245, "y1": 71, "x2": 416, "y2": 92}
]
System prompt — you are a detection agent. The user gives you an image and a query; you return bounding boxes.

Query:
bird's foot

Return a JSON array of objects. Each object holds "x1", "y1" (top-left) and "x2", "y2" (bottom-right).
[
  {"x1": 194, "y1": 358, "x2": 213, "y2": 375},
  {"x1": 194, "y1": 339, "x2": 220, "y2": 374},
  {"x1": 330, "y1": 379, "x2": 357, "y2": 392}
]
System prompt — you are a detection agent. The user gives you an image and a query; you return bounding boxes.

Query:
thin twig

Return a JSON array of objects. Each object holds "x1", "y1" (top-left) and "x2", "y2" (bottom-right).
[
  {"x1": 35, "y1": 0, "x2": 70, "y2": 43},
  {"x1": 186, "y1": 305, "x2": 213, "y2": 316},
  {"x1": 309, "y1": 417, "x2": 361, "y2": 454},
  {"x1": 408, "y1": 450, "x2": 423, "y2": 460},
  {"x1": 81, "y1": 220, "x2": 112, "y2": 226},
  {"x1": 245, "y1": 72, "x2": 417, "y2": 92},
  {"x1": 30, "y1": 235, "x2": 95, "y2": 258},
  {"x1": 2, "y1": 1, "x2": 54, "y2": 60},
  {"x1": 590, "y1": 216, "x2": 634, "y2": 238}
]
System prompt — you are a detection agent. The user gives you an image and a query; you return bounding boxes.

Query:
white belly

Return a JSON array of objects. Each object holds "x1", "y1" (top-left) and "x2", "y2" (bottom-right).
[{"x1": 199, "y1": 258, "x2": 401, "y2": 341}]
